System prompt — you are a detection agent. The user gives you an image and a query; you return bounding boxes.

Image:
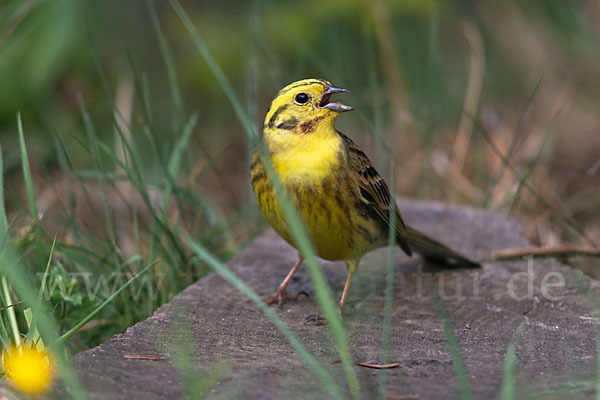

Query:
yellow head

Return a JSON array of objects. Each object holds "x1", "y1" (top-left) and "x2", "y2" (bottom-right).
[{"x1": 262, "y1": 79, "x2": 353, "y2": 151}]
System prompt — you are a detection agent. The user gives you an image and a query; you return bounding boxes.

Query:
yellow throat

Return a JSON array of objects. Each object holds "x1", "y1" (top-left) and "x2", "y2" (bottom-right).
[{"x1": 262, "y1": 79, "x2": 353, "y2": 183}]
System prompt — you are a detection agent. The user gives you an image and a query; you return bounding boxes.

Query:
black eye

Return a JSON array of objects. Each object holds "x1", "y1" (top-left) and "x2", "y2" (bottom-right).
[{"x1": 295, "y1": 93, "x2": 309, "y2": 104}]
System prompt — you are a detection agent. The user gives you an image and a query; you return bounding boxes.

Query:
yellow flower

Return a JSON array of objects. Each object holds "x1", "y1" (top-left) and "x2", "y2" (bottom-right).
[{"x1": 3, "y1": 343, "x2": 54, "y2": 395}]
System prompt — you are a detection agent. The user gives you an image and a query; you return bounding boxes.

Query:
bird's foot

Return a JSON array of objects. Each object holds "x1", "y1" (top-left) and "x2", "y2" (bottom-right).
[{"x1": 266, "y1": 288, "x2": 309, "y2": 306}]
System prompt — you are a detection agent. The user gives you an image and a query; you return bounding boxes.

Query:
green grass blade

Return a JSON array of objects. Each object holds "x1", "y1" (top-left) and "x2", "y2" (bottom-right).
[
  {"x1": 167, "y1": 114, "x2": 197, "y2": 177},
  {"x1": 36, "y1": 236, "x2": 56, "y2": 306},
  {"x1": 77, "y1": 97, "x2": 119, "y2": 251},
  {"x1": 17, "y1": 113, "x2": 39, "y2": 225},
  {"x1": 256, "y1": 146, "x2": 362, "y2": 398},
  {"x1": 96, "y1": 141, "x2": 186, "y2": 268},
  {"x1": 482, "y1": 77, "x2": 542, "y2": 209},
  {"x1": 86, "y1": 48, "x2": 187, "y2": 276},
  {"x1": 0, "y1": 143, "x2": 7, "y2": 249},
  {"x1": 436, "y1": 296, "x2": 473, "y2": 400},
  {"x1": 26, "y1": 236, "x2": 57, "y2": 342},
  {"x1": 97, "y1": 54, "x2": 192, "y2": 271},
  {"x1": 171, "y1": 3, "x2": 360, "y2": 395},
  {"x1": 597, "y1": 326, "x2": 600, "y2": 400},
  {"x1": 58, "y1": 260, "x2": 157, "y2": 344},
  {"x1": 0, "y1": 247, "x2": 87, "y2": 399},
  {"x1": 507, "y1": 115, "x2": 556, "y2": 213},
  {"x1": 379, "y1": 168, "x2": 398, "y2": 399},
  {"x1": 164, "y1": 307, "x2": 235, "y2": 398},
  {"x1": 17, "y1": 113, "x2": 44, "y2": 266},
  {"x1": 0, "y1": 141, "x2": 14, "y2": 348},
  {"x1": 1, "y1": 276, "x2": 20, "y2": 347},
  {"x1": 500, "y1": 322, "x2": 526, "y2": 400},
  {"x1": 172, "y1": 3, "x2": 360, "y2": 395},
  {"x1": 163, "y1": 114, "x2": 198, "y2": 210},
  {"x1": 472, "y1": 116, "x2": 597, "y2": 248},
  {"x1": 0, "y1": 308, "x2": 10, "y2": 349},
  {"x1": 147, "y1": 0, "x2": 185, "y2": 128},
  {"x1": 52, "y1": 132, "x2": 84, "y2": 246},
  {"x1": 170, "y1": 0, "x2": 258, "y2": 143},
  {"x1": 178, "y1": 230, "x2": 345, "y2": 400}
]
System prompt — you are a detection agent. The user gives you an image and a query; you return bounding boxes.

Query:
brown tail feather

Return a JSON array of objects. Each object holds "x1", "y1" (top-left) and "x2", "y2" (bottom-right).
[{"x1": 403, "y1": 225, "x2": 480, "y2": 268}]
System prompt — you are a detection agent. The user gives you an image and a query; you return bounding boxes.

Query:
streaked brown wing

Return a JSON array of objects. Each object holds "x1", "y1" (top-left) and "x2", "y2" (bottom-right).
[{"x1": 339, "y1": 132, "x2": 412, "y2": 256}]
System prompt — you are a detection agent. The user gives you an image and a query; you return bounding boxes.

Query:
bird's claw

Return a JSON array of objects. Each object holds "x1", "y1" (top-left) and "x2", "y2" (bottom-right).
[
  {"x1": 266, "y1": 288, "x2": 309, "y2": 306},
  {"x1": 304, "y1": 314, "x2": 327, "y2": 326},
  {"x1": 295, "y1": 291, "x2": 309, "y2": 300}
]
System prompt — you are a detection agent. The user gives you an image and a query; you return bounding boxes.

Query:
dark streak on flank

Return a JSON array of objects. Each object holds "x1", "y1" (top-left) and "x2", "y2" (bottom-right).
[
  {"x1": 251, "y1": 171, "x2": 266, "y2": 185},
  {"x1": 299, "y1": 115, "x2": 325, "y2": 134},
  {"x1": 267, "y1": 104, "x2": 289, "y2": 128},
  {"x1": 319, "y1": 177, "x2": 334, "y2": 222},
  {"x1": 318, "y1": 196, "x2": 331, "y2": 225},
  {"x1": 293, "y1": 188, "x2": 304, "y2": 215},
  {"x1": 250, "y1": 154, "x2": 261, "y2": 170},
  {"x1": 347, "y1": 236, "x2": 354, "y2": 251},
  {"x1": 334, "y1": 190, "x2": 350, "y2": 217},
  {"x1": 303, "y1": 186, "x2": 315, "y2": 214},
  {"x1": 357, "y1": 225, "x2": 375, "y2": 243}
]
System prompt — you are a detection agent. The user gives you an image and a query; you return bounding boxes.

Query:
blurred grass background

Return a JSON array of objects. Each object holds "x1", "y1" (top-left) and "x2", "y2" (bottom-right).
[{"x1": 0, "y1": 0, "x2": 599, "y2": 353}]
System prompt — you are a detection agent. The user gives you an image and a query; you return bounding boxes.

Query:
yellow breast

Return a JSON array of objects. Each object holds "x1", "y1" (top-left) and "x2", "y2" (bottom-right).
[
  {"x1": 250, "y1": 141, "x2": 383, "y2": 261},
  {"x1": 269, "y1": 130, "x2": 342, "y2": 182}
]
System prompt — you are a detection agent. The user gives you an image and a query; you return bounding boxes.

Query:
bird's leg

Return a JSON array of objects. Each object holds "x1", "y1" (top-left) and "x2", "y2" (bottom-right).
[
  {"x1": 338, "y1": 259, "x2": 358, "y2": 312},
  {"x1": 266, "y1": 258, "x2": 304, "y2": 305},
  {"x1": 306, "y1": 260, "x2": 359, "y2": 325}
]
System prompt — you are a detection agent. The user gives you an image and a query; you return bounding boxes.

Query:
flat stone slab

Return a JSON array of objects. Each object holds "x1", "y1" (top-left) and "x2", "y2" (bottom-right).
[{"x1": 71, "y1": 199, "x2": 599, "y2": 399}]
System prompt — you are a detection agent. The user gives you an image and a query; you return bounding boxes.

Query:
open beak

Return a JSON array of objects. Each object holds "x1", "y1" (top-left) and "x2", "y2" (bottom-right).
[{"x1": 319, "y1": 85, "x2": 354, "y2": 112}]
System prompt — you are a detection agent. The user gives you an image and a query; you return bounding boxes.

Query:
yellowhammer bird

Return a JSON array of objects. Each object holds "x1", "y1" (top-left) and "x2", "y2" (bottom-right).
[{"x1": 251, "y1": 78, "x2": 478, "y2": 312}]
